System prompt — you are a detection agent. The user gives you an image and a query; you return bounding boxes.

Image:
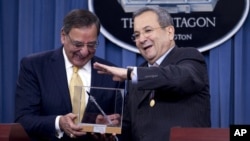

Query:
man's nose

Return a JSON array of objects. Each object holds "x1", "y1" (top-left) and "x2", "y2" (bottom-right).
[{"x1": 79, "y1": 45, "x2": 90, "y2": 56}]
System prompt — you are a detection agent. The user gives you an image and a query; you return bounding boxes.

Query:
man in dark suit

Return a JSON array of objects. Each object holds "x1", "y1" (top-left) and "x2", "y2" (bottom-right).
[
  {"x1": 93, "y1": 7, "x2": 211, "y2": 141},
  {"x1": 15, "y1": 9, "x2": 123, "y2": 141}
]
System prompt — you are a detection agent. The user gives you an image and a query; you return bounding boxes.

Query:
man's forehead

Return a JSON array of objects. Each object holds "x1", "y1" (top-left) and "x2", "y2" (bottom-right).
[{"x1": 133, "y1": 13, "x2": 159, "y2": 31}]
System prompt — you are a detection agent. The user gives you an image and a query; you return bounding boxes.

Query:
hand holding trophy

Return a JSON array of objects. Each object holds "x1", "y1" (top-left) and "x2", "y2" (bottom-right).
[{"x1": 73, "y1": 86, "x2": 124, "y2": 135}]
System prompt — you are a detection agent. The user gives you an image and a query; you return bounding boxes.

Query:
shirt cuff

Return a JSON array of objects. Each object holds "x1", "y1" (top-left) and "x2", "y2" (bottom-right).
[
  {"x1": 55, "y1": 116, "x2": 64, "y2": 138},
  {"x1": 127, "y1": 66, "x2": 137, "y2": 83},
  {"x1": 131, "y1": 67, "x2": 137, "y2": 83}
]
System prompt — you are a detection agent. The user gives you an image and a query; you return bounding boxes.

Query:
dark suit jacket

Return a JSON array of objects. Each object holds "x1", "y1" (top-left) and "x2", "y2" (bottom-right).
[
  {"x1": 15, "y1": 47, "x2": 124, "y2": 141},
  {"x1": 120, "y1": 46, "x2": 211, "y2": 141}
]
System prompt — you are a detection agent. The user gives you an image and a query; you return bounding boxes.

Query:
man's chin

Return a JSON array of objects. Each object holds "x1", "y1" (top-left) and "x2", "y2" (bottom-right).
[{"x1": 72, "y1": 60, "x2": 85, "y2": 67}]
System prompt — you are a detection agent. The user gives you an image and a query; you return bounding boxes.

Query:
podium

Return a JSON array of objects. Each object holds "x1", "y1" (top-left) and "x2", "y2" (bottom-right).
[
  {"x1": 170, "y1": 127, "x2": 229, "y2": 141},
  {"x1": 0, "y1": 123, "x2": 30, "y2": 141}
]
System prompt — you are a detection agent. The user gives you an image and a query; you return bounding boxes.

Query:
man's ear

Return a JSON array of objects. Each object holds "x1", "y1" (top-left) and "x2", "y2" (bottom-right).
[
  {"x1": 60, "y1": 28, "x2": 66, "y2": 44},
  {"x1": 167, "y1": 26, "x2": 175, "y2": 40}
]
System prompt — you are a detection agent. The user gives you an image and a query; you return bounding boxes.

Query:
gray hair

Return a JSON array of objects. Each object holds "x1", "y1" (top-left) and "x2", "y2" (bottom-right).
[
  {"x1": 62, "y1": 9, "x2": 100, "y2": 35},
  {"x1": 133, "y1": 6, "x2": 174, "y2": 27}
]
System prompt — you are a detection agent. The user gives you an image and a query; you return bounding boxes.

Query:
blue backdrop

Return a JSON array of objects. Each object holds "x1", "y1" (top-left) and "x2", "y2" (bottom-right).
[{"x1": 1, "y1": 0, "x2": 250, "y2": 128}]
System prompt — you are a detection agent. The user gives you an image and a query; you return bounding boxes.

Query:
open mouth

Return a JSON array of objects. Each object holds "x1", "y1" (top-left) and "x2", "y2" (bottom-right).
[{"x1": 143, "y1": 45, "x2": 153, "y2": 51}]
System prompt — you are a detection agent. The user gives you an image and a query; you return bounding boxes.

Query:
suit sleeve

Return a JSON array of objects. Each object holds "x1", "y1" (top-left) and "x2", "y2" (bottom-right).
[
  {"x1": 15, "y1": 57, "x2": 57, "y2": 138},
  {"x1": 136, "y1": 48, "x2": 208, "y2": 96}
]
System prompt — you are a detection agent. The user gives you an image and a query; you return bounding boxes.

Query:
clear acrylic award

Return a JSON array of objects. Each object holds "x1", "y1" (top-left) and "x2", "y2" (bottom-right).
[{"x1": 73, "y1": 86, "x2": 124, "y2": 134}]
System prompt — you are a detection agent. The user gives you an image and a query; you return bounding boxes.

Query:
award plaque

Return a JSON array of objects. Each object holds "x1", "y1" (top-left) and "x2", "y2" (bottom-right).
[{"x1": 73, "y1": 86, "x2": 124, "y2": 134}]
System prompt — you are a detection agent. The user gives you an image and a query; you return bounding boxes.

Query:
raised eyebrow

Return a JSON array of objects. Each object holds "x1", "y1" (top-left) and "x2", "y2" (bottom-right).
[{"x1": 144, "y1": 26, "x2": 153, "y2": 29}]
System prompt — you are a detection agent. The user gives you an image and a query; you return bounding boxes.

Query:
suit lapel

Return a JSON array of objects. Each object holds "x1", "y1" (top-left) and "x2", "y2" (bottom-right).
[
  {"x1": 49, "y1": 47, "x2": 72, "y2": 111},
  {"x1": 137, "y1": 90, "x2": 151, "y2": 108},
  {"x1": 133, "y1": 63, "x2": 153, "y2": 107},
  {"x1": 135, "y1": 47, "x2": 178, "y2": 107},
  {"x1": 85, "y1": 58, "x2": 102, "y2": 112},
  {"x1": 90, "y1": 59, "x2": 103, "y2": 87}
]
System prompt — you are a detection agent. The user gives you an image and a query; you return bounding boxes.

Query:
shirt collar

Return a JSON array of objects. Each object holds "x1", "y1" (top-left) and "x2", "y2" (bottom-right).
[{"x1": 148, "y1": 46, "x2": 175, "y2": 67}]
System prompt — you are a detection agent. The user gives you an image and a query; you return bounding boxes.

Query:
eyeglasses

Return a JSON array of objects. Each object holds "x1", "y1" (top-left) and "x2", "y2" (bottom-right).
[
  {"x1": 131, "y1": 26, "x2": 166, "y2": 42},
  {"x1": 67, "y1": 34, "x2": 99, "y2": 51}
]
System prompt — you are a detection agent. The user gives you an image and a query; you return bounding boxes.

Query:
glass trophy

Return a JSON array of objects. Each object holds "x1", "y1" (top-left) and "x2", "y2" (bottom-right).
[{"x1": 73, "y1": 86, "x2": 124, "y2": 134}]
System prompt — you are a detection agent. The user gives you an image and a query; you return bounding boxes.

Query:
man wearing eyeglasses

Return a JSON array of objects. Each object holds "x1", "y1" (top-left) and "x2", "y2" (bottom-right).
[
  {"x1": 15, "y1": 9, "x2": 123, "y2": 141},
  {"x1": 94, "y1": 6, "x2": 211, "y2": 141}
]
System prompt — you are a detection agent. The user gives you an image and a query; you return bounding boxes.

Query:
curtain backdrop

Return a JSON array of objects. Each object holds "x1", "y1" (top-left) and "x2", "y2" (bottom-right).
[{"x1": 1, "y1": 0, "x2": 250, "y2": 128}]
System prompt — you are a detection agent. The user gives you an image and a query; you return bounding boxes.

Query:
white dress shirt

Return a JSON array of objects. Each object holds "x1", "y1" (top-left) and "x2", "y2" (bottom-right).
[{"x1": 55, "y1": 48, "x2": 91, "y2": 138}]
